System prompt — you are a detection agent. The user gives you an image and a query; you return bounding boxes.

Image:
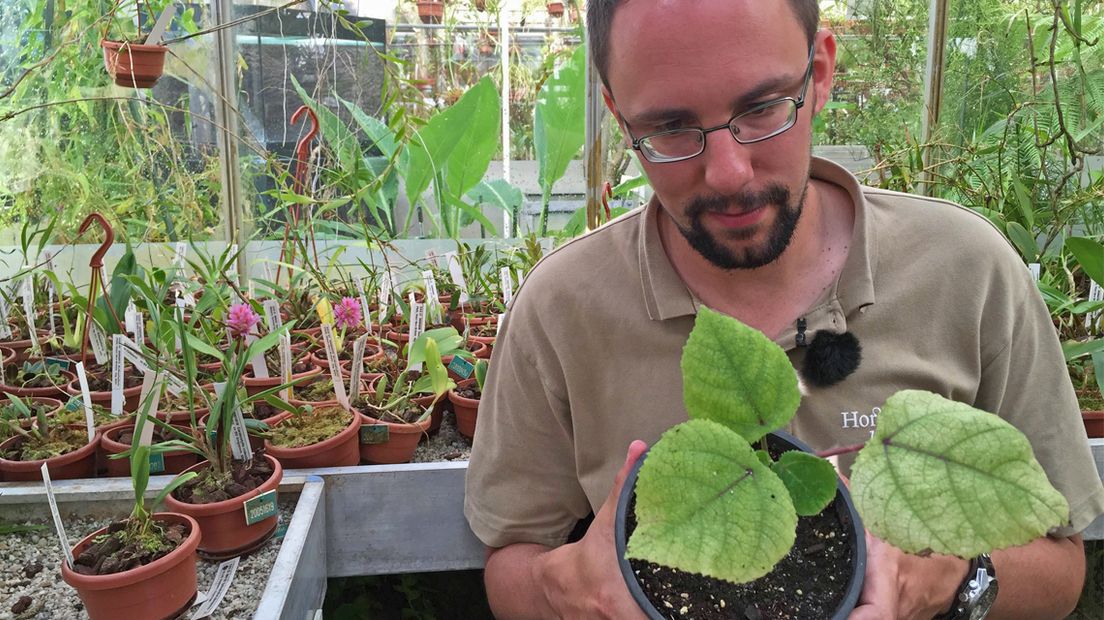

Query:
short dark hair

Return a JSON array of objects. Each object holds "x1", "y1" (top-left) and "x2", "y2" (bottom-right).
[{"x1": 587, "y1": 0, "x2": 820, "y2": 90}]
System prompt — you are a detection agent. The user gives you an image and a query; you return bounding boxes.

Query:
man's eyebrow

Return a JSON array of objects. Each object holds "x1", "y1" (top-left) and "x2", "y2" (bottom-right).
[
  {"x1": 628, "y1": 71, "x2": 807, "y2": 127},
  {"x1": 629, "y1": 107, "x2": 697, "y2": 127}
]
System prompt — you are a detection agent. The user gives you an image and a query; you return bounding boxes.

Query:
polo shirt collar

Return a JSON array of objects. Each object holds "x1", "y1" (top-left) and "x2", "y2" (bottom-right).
[{"x1": 637, "y1": 156, "x2": 876, "y2": 322}]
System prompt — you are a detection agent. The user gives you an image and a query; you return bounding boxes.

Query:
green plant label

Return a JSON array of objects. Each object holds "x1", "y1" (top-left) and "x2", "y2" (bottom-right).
[
  {"x1": 360, "y1": 424, "x2": 389, "y2": 445},
  {"x1": 148, "y1": 452, "x2": 165, "y2": 475},
  {"x1": 274, "y1": 515, "x2": 288, "y2": 540},
  {"x1": 44, "y1": 357, "x2": 71, "y2": 371},
  {"x1": 243, "y1": 490, "x2": 278, "y2": 526},
  {"x1": 447, "y1": 356, "x2": 475, "y2": 380}
]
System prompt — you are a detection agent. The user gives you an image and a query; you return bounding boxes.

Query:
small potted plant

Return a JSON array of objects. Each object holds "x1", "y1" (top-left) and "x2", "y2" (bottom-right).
[
  {"x1": 0, "y1": 405, "x2": 99, "y2": 481},
  {"x1": 0, "y1": 359, "x2": 74, "y2": 399},
  {"x1": 61, "y1": 420, "x2": 201, "y2": 620},
  {"x1": 101, "y1": 1, "x2": 170, "y2": 88},
  {"x1": 0, "y1": 394, "x2": 61, "y2": 441},
  {"x1": 264, "y1": 403, "x2": 362, "y2": 469},
  {"x1": 616, "y1": 308, "x2": 1070, "y2": 618},
  {"x1": 447, "y1": 358, "x2": 487, "y2": 440},
  {"x1": 546, "y1": 1, "x2": 565, "y2": 17},
  {"x1": 417, "y1": 0, "x2": 446, "y2": 24}
]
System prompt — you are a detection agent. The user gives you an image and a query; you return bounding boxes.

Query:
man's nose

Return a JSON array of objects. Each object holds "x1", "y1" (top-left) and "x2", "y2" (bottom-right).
[{"x1": 700, "y1": 127, "x2": 755, "y2": 195}]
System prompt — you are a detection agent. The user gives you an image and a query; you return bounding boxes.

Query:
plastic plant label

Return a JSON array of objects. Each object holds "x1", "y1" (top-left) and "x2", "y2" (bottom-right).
[
  {"x1": 1028, "y1": 262, "x2": 1040, "y2": 282},
  {"x1": 349, "y1": 334, "x2": 368, "y2": 402},
  {"x1": 380, "y1": 270, "x2": 393, "y2": 305},
  {"x1": 274, "y1": 515, "x2": 289, "y2": 540},
  {"x1": 279, "y1": 333, "x2": 293, "y2": 402},
  {"x1": 516, "y1": 268, "x2": 525, "y2": 289},
  {"x1": 21, "y1": 277, "x2": 38, "y2": 352},
  {"x1": 174, "y1": 298, "x2": 185, "y2": 352},
  {"x1": 422, "y1": 270, "x2": 441, "y2": 324},
  {"x1": 229, "y1": 405, "x2": 252, "y2": 462},
  {"x1": 355, "y1": 278, "x2": 371, "y2": 331},
  {"x1": 148, "y1": 452, "x2": 165, "y2": 474},
  {"x1": 110, "y1": 334, "x2": 126, "y2": 416},
  {"x1": 407, "y1": 298, "x2": 426, "y2": 372},
  {"x1": 262, "y1": 299, "x2": 282, "y2": 334},
  {"x1": 243, "y1": 491, "x2": 277, "y2": 526},
  {"x1": 360, "y1": 424, "x2": 389, "y2": 444},
  {"x1": 377, "y1": 304, "x2": 388, "y2": 336},
  {"x1": 117, "y1": 334, "x2": 151, "y2": 374},
  {"x1": 448, "y1": 356, "x2": 475, "y2": 380},
  {"x1": 40, "y1": 464, "x2": 74, "y2": 568},
  {"x1": 124, "y1": 302, "x2": 137, "y2": 335},
  {"x1": 44, "y1": 357, "x2": 71, "y2": 371},
  {"x1": 172, "y1": 241, "x2": 187, "y2": 268},
  {"x1": 74, "y1": 362, "x2": 96, "y2": 444},
  {"x1": 136, "y1": 371, "x2": 162, "y2": 449},
  {"x1": 444, "y1": 251, "x2": 470, "y2": 305},
  {"x1": 133, "y1": 310, "x2": 145, "y2": 347},
  {"x1": 1087, "y1": 281, "x2": 1103, "y2": 332},
  {"x1": 247, "y1": 330, "x2": 269, "y2": 379},
  {"x1": 89, "y1": 323, "x2": 109, "y2": 365},
  {"x1": 190, "y1": 557, "x2": 240, "y2": 618},
  {"x1": 500, "y1": 267, "x2": 513, "y2": 309},
  {"x1": 321, "y1": 324, "x2": 349, "y2": 408},
  {"x1": 0, "y1": 283, "x2": 12, "y2": 339},
  {"x1": 164, "y1": 370, "x2": 186, "y2": 396}
]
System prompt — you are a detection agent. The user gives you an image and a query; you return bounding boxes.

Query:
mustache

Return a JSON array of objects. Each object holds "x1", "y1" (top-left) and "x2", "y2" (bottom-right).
[{"x1": 686, "y1": 185, "x2": 791, "y2": 218}]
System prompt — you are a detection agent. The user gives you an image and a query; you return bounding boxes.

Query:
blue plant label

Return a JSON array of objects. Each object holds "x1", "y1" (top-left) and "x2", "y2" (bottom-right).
[
  {"x1": 148, "y1": 452, "x2": 165, "y2": 474},
  {"x1": 360, "y1": 424, "x2": 389, "y2": 445},
  {"x1": 44, "y1": 357, "x2": 71, "y2": 371},
  {"x1": 274, "y1": 515, "x2": 288, "y2": 540},
  {"x1": 243, "y1": 490, "x2": 277, "y2": 526},
  {"x1": 447, "y1": 356, "x2": 475, "y2": 379}
]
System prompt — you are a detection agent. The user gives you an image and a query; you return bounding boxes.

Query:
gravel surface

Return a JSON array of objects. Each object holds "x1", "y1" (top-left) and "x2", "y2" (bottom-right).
[
  {"x1": 411, "y1": 409, "x2": 472, "y2": 463},
  {"x1": 0, "y1": 501, "x2": 294, "y2": 620}
]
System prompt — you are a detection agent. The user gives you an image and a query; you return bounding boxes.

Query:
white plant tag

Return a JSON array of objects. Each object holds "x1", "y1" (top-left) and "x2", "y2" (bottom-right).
[
  {"x1": 407, "y1": 297, "x2": 426, "y2": 372},
  {"x1": 164, "y1": 371, "x2": 185, "y2": 396},
  {"x1": 124, "y1": 301, "x2": 137, "y2": 335},
  {"x1": 279, "y1": 333, "x2": 293, "y2": 402},
  {"x1": 349, "y1": 333, "x2": 368, "y2": 401},
  {"x1": 425, "y1": 249, "x2": 439, "y2": 267},
  {"x1": 247, "y1": 330, "x2": 269, "y2": 379},
  {"x1": 0, "y1": 283, "x2": 12, "y2": 339},
  {"x1": 174, "y1": 298, "x2": 185, "y2": 352},
  {"x1": 421, "y1": 270, "x2": 440, "y2": 324},
  {"x1": 21, "y1": 277, "x2": 38, "y2": 352},
  {"x1": 262, "y1": 299, "x2": 282, "y2": 334},
  {"x1": 214, "y1": 382, "x2": 252, "y2": 462},
  {"x1": 190, "y1": 557, "x2": 239, "y2": 619},
  {"x1": 111, "y1": 334, "x2": 126, "y2": 416},
  {"x1": 40, "y1": 464, "x2": 74, "y2": 568},
  {"x1": 516, "y1": 268, "x2": 525, "y2": 289},
  {"x1": 227, "y1": 244, "x2": 239, "y2": 284},
  {"x1": 500, "y1": 267, "x2": 514, "y2": 309},
  {"x1": 136, "y1": 371, "x2": 160, "y2": 448},
  {"x1": 74, "y1": 362, "x2": 96, "y2": 443},
  {"x1": 355, "y1": 278, "x2": 371, "y2": 331},
  {"x1": 172, "y1": 241, "x2": 188, "y2": 268},
  {"x1": 380, "y1": 270, "x2": 392, "y2": 305},
  {"x1": 133, "y1": 310, "x2": 144, "y2": 347},
  {"x1": 445, "y1": 251, "x2": 470, "y2": 305},
  {"x1": 321, "y1": 324, "x2": 349, "y2": 408},
  {"x1": 248, "y1": 280, "x2": 256, "y2": 300},
  {"x1": 1088, "y1": 281, "x2": 1103, "y2": 332},
  {"x1": 496, "y1": 313, "x2": 504, "y2": 335},
  {"x1": 89, "y1": 323, "x2": 109, "y2": 365},
  {"x1": 1028, "y1": 262, "x2": 1041, "y2": 282},
  {"x1": 117, "y1": 334, "x2": 151, "y2": 374}
]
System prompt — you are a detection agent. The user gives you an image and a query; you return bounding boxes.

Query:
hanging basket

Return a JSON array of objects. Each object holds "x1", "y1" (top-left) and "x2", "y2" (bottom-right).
[
  {"x1": 546, "y1": 1, "x2": 565, "y2": 17},
  {"x1": 100, "y1": 39, "x2": 168, "y2": 89},
  {"x1": 417, "y1": 0, "x2": 445, "y2": 24}
]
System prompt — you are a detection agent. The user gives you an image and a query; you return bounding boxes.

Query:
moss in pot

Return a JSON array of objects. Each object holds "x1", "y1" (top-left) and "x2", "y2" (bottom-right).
[{"x1": 618, "y1": 308, "x2": 1070, "y2": 618}]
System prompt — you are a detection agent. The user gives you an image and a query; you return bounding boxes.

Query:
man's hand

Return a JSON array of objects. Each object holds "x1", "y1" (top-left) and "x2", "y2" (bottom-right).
[
  {"x1": 848, "y1": 532, "x2": 967, "y2": 620},
  {"x1": 521, "y1": 440, "x2": 649, "y2": 619}
]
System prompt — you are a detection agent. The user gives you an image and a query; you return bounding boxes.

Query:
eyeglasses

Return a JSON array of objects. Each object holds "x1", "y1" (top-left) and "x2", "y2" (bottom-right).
[{"x1": 626, "y1": 46, "x2": 817, "y2": 164}]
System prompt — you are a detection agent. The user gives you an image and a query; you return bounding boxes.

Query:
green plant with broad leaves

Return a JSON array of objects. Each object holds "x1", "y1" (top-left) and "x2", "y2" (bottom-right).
[
  {"x1": 534, "y1": 44, "x2": 586, "y2": 236},
  {"x1": 627, "y1": 307, "x2": 1070, "y2": 585},
  {"x1": 356, "y1": 336, "x2": 454, "y2": 424}
]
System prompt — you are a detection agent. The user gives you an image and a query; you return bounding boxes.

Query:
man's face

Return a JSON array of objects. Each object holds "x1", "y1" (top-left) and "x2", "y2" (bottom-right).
[{"x1": 604, "y1": 0, "x2": 833, "y2": 270}]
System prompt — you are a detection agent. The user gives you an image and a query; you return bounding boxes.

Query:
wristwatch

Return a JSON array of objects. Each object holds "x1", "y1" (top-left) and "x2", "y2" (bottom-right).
[{"x1": 935, "y1": 554, "x2": 998, "y2": 620}]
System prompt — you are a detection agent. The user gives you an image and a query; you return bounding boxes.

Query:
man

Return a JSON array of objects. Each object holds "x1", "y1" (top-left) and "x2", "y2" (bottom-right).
[{"x1": 465, "y1": 1, "x2": 1104, "y2": 618}]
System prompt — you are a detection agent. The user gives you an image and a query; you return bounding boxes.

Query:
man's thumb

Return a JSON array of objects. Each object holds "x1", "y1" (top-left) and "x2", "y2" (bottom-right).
[{"x1": 608, "y1": 440, "x2": 648, "y2": 503}]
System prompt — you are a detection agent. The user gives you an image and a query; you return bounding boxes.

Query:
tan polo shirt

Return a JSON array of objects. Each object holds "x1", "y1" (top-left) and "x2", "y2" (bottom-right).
[{"x1": 464, "y1": 157, "x2": 1104, "y2": 549}]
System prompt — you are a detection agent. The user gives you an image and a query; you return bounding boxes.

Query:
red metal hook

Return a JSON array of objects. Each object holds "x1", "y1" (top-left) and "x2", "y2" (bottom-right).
[
  {"x1": 291, "y1": 105, "x2": 319, "y2": 195},
  {"x1": 79, "y1": 212, "x2": 114, "y2": 271},
  {"x1": 78, "y1": 212, "x2": 124, "y2": 362}
]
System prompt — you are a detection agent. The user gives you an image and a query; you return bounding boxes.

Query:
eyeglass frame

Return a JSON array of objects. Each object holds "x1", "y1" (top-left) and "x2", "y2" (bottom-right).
[{"x1": 623, "y1": 45, "x2": 818, "y2": 164}]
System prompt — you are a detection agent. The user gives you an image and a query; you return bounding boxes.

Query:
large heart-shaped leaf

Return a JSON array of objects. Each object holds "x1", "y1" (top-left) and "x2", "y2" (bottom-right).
[
  {"x1": 850, "y1": 390, "x2": 1069, "y2": 557},
  {"x1": 535, "y1": 45, "x2": 586, "y2": 195},
  {"x1": 627, "y1": 419, "x2": 797, "y2": 584},
  {"x1": 682, "y1": 307, "x2": 800, "y2": 442}
]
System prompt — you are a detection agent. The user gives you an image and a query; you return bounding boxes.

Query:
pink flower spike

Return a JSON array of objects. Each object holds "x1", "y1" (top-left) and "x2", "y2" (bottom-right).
[
  {"x1": 334, "y1": 297, "x2": 362, "y2": 331},
  {"x1": 227, "y1": 303, "x2": 261, "y2": 340}
]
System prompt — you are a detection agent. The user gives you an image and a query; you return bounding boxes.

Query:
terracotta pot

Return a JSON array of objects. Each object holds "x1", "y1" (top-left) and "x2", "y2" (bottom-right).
[
  {"x1": 546, "y1": 1, "x2": 564, "y2": 17},
  {"x1": 448, "y1": 379, "x2": 480, "y2": 440},
  {"x1": 1084, "y1": 410, "x2": 1104, "y2": 439},
  {"x1": 242, "y1": 363, "x2": 322, "y2": 397},
  {"x1": 157, "y1": 408, "x2": 209, "y2": 425},
  {"x1": 0, "y1": 425, "x2": 99, "y2": 481},
  {"x1": 0, "y1": 329, "x2": 50, "y2": 363},
  {"x1": 61, "y1": 512, "x2": 200, "y2": 620},
  {"x1": 65, "y1": 377, "x2": 144, "y2": 413},
  {"x1": 358, "y1": 413, "x2": 430, "y2": 464},
  {"x1": 312, "y1": 344, "x2": 385, "y2": 378},
  {"x1": 100, "y1": 40, "x2": 168, "y2": 89},
  {"x1": 264, "y1": 407, "x2": 361, "y2": 469},
  {"x1": 1, "y1": 370, "x2": 75, "y2": 399},
  {"x1": 162, "y1": 454, "x2": 283, "y2": 558},
  {"x1": 100, "y1": 424, "x2": 200, "y2": 477},
  {"x1": 0, "y1": 346, "x2": 14, "y2": 367},
  {"x1": 369, "y1": 375, "x2": 446, "y2": 436}
]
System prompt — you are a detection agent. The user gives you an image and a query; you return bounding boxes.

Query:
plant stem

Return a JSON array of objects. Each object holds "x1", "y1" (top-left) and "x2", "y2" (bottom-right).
[{"x1": 816, "y1": 443, "x2": 865, "y2": 459}]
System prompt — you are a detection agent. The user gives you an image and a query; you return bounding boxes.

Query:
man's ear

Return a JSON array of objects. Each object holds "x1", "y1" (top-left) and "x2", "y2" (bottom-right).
[
  {"x1": 810, "y1": 29, "x2": 837, "y2": 116},
  {"x1": 602, "y1": 86, "x2": 632, "y2": 147}
]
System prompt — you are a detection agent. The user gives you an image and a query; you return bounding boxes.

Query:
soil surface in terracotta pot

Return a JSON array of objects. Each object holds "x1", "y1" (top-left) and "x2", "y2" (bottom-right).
[
  {"x1": 0, "y1": 397, "x2": 60, "y2": 440},
  {"x1": 621, "y1": 440, "x2": 858, "y2": 619},
  {"x1": 172, "y1": 453, "x2": 276, "y2": 504},
  {"x1": 267, "y1": 406, "x2": 353, "y2": 448},
  {"x1": 455, "y1": 383, "x2": 481, "y2": 401},
  {"x1": 70, "y1": 518, "x2": 190, "y2": 576},
  {"x1": 82, "y1": 362, "x2": 143, "y2": 392},
  {"x1": 2, "y1": 364, "x2": 70, "y2": 390},
  {"x1": 54, "y1": 401, "x2": 132, "y2": 429},
  {"x1": 1, "y1": 425, "x2": 88, "y2": 461}
]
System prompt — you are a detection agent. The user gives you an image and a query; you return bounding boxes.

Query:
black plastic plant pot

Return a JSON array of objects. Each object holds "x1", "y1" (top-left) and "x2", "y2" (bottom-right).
[{"x1": 614, "y1": 430, "x2": 866, "y2": 619}]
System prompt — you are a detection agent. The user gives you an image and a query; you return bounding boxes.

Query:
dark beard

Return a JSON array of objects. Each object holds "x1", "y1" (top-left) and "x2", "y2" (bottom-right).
[{"x1": 676, "y1": 183, "x2": 806, "y2": 270}]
